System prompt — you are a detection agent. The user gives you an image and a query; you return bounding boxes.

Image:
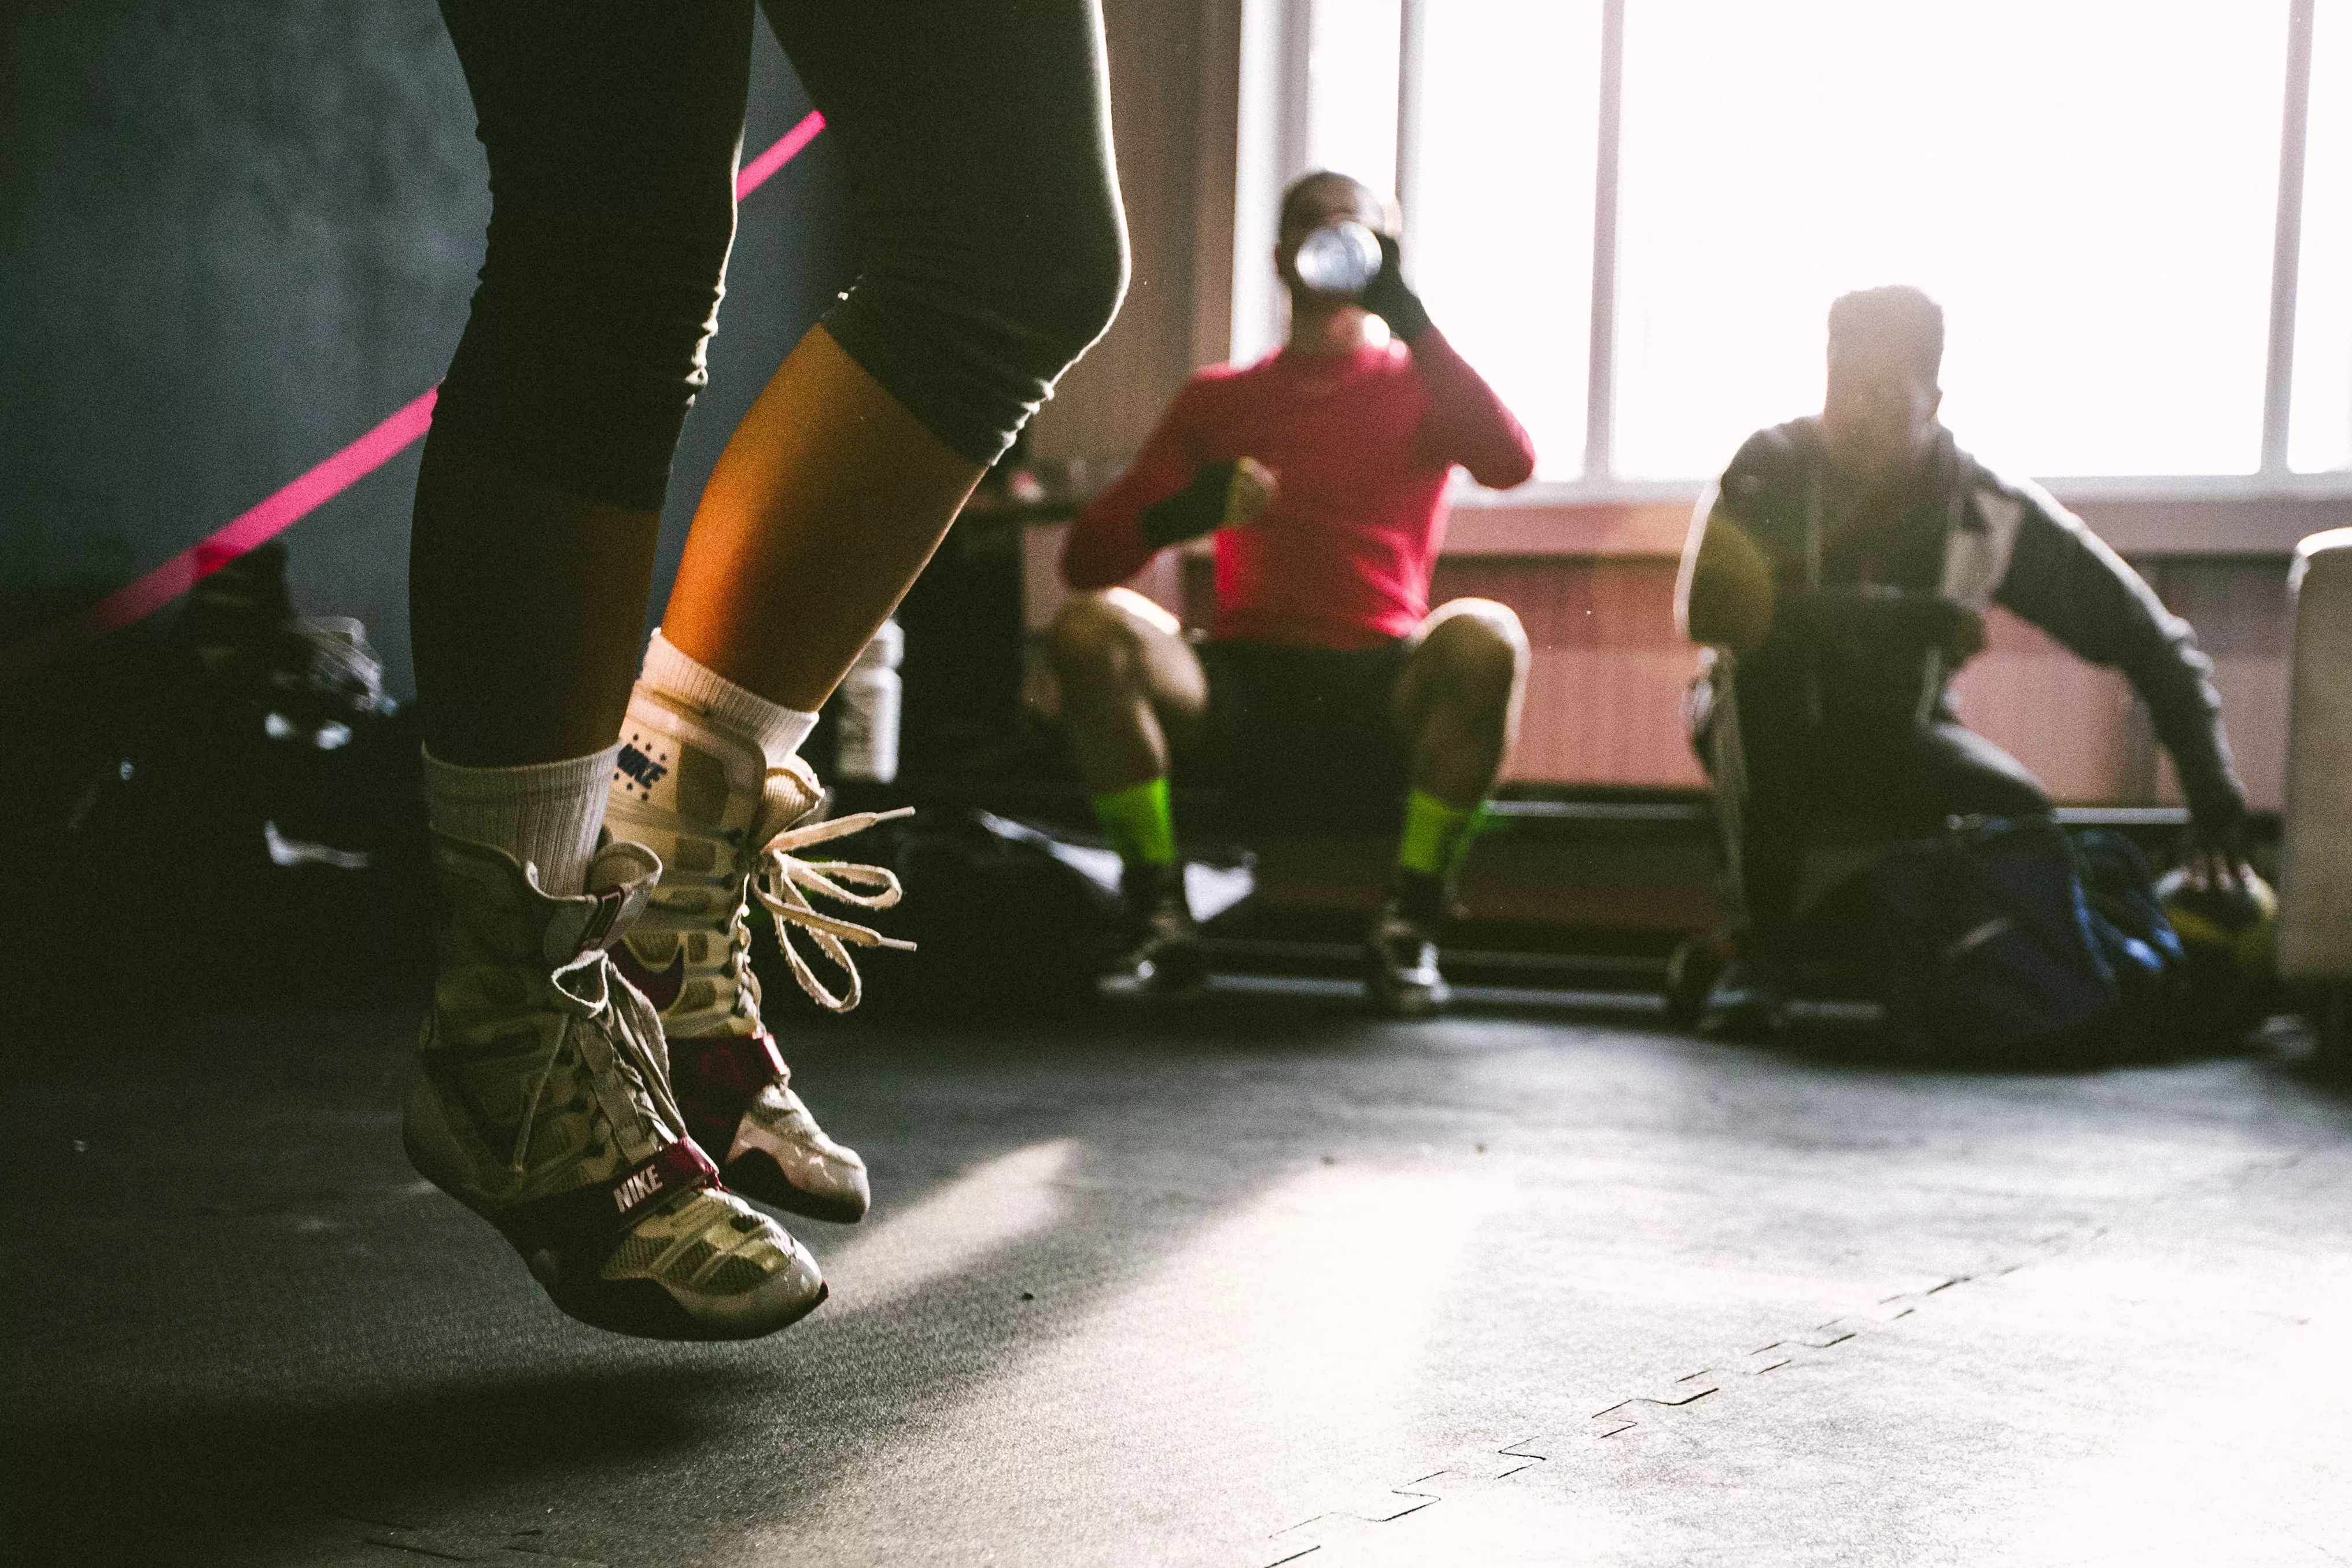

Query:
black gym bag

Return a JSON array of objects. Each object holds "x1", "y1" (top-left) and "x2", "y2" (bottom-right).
[{"x1": 1871, "y1": 815, "x2": 2185, "y2": 1066}]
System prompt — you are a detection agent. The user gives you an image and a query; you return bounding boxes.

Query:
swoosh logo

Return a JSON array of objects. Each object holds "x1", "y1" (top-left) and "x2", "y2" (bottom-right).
[{"x1": 611, "y1": 943, "x2": 686, "y2": 1013}]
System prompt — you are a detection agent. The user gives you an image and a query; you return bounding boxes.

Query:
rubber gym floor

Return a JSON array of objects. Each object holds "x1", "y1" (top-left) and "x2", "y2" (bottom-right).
[{"x1": 5, "y1": 973, "x2": 2348, "y2": 1568}]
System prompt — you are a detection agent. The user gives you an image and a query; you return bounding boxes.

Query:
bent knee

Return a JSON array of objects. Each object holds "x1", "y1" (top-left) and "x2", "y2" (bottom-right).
[
  {"x1": 472, "y1": 198, "x2": 735, "y2": 364},
  {"x1": 1422, "y1": 600, "x2": 1529, "y2": 689},
  {"x1": 834, "y1": 188, "x2": 1127, "y2": 464},
  {"x1": 1007, "y1": 195, "x2": 1129, "y2": 370},
  {"x1": 1050, "y1": 590, "x2": 1155, "y2": 678}
]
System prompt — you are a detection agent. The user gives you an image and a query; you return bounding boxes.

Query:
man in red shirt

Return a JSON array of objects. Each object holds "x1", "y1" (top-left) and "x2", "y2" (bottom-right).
[{"x1": 1053, "y1": 171, "x2": 1536, "y2": 1014}]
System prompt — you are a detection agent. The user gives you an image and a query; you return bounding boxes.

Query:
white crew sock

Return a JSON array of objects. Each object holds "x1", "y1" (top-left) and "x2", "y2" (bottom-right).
[
  {"x1": 421, "y1": 744, "x2": 618, "y2": 897},
  {"x1": 639, "y1": 628, "x2": 819, "y2": 769}
]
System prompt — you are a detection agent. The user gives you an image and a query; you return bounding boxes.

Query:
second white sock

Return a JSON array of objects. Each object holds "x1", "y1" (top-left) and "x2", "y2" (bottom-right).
[
  {"x1": 421, "y1": 744, "x2": 617, "y2": 898},
  {"x1": 639, "y1": 628, "x2": 819, "y2": 769}
]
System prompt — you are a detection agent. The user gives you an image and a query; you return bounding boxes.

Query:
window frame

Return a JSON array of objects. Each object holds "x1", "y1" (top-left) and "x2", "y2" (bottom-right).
[{"x1": 1234, "y1": 0, "x2": 2352, "y2": 528}]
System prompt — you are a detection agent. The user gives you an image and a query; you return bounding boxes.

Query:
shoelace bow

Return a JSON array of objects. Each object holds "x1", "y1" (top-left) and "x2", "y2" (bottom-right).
[
  {"x1": 510, "y1": 943, "x2": 685, "y2": 1175},
  {"x1": 752, "y1": 806, "x2": 917, "y2": 1014}
]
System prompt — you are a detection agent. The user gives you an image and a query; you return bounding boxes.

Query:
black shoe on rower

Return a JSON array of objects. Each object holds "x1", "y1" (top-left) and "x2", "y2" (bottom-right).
[
  {"x1": 1696, "y1": 951, "x2": 1790, "y2": 1039},
  {"x1": 1365, "y1": 870, "x2": 1451, "y2": 1018},
  {"x1": 1098, "y1": 862, "x2": 1207, "y2": 998}
]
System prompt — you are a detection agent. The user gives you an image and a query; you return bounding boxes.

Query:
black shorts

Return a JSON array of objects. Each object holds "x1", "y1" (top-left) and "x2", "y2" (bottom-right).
[
  {"x1": 429, "y1": 0, "x2": 1126, "y2": 507},
  {"x1": 1195, "y1": 637, "x2": 1412, "y2": 829}
]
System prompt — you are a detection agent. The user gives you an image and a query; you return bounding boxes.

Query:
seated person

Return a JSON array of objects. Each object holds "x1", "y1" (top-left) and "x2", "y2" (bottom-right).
[
  {"x1": 1677, "y1": 285, "x2": 2254, "y2": 1034},
  {"x1": 1053, "y1": 170, "x2": 1536, "y2": 1014}
]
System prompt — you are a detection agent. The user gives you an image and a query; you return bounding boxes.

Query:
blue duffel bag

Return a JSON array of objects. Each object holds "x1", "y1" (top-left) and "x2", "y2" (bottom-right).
[{"x1": 1872, "y1": 816, "x2": 2184, "y2": 1065}]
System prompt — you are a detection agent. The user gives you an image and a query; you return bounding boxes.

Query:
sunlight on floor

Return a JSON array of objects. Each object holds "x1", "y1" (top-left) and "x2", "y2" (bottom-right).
[
  {"x1": 763, "y1": 1155, "x2": 1516, "y2": 1560},
  {"x1": 820, "y1": 1138, "x2": 1078, "y2": 1312}
]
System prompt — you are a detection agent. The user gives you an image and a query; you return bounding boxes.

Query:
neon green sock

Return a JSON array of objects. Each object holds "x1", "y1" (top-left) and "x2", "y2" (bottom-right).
[
  {"x1": 1091, "y1": 777, "x2": 1177, "y2": 867},
  {"x1": 1396, "y1": 789, "x2": 1480, "y2": 881}
]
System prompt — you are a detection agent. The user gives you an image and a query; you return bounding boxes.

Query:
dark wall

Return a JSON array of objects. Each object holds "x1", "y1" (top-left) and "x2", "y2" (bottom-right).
[{"x1": 1, "y1": 0, "x2": 858, "y2": 698}]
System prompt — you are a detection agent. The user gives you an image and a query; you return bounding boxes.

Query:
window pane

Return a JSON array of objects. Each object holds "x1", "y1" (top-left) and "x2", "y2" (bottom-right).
[
  {"x1": 2291, "y1": 0, "x2": 2352, "y2": 473},
  {"x1": 1413, "y1": 1, "x2": 1604, "y2": 479},
  {"x1": 1307, "y1": 0, "x2": 1402, "y2": 198},
  {"x1": 1613, "y1": 1, "x2": 2286, "y2": 481}
]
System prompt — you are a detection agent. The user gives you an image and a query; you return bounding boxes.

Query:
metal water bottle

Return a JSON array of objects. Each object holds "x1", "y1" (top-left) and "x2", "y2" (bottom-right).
[
  {"x1": 1293, "y1": 219, "x2": 1383, "y2": 297},
  {"x1": 834, "y1": 619, "x2": 903, "y2": 784}
]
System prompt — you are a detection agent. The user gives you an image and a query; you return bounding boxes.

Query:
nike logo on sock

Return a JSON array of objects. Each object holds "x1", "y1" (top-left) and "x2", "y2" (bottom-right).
[{"x1": 614, "y1": 741, "x2": 670, "y2": 796}]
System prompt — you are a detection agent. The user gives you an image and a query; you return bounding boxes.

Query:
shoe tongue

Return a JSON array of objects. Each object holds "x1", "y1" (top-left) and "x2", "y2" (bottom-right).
[
  {"x1": 537, "y1": 839, "x2": 662, "y2": 965},
  {"x1": 750, "y1": 758, "x2": 824, "y2": 848},
  {"x1": 587, "y1": 837, "x2": 661, "y2": 896}
]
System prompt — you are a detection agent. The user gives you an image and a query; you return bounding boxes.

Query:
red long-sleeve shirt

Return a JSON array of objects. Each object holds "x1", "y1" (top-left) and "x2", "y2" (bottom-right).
[{"x1": 1060, "y1": 329, "x2": 1535, "y2": 650}]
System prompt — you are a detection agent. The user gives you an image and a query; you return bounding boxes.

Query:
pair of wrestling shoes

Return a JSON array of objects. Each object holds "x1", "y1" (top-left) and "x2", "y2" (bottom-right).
[
  {"x1": 404, "y1": 695, "x2": 909, "y2": 1340},
  {"x1": 1102, "y1": 864, "x2": 1450, "y2": 1018}
]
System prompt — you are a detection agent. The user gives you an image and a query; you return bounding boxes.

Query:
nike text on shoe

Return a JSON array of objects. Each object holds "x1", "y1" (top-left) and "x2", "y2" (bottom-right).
[
  {"x1": 405, "y1": 832, "x2": 827, "y2": 1340},
  {"x1": 605, "y1": 693, "x2": 912, "y2": 1223},
  {"x1": 1364, "y1": 898, "x2": 1450, "y2": 1018}
]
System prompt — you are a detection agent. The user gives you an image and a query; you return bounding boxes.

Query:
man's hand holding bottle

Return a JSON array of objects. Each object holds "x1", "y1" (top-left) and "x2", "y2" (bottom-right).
[{"x1": 1138, "y1": 456, "x2": 1278, "y2": 549}]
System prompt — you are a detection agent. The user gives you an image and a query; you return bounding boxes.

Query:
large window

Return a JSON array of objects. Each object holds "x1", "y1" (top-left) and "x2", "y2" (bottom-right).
[
  {"x1": 1271, "y1": 0, "x2": 2352, "y2": 488},
  {"x1": 2290, "y1": 0, "x2": 2352, "y2": 473}
]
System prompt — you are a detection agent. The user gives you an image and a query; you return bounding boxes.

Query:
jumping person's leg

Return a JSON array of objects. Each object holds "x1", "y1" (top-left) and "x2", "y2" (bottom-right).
[
  {"x1": 410, "y1": 0, "x2": 1123, "y2": 1338},
  {"x1": 663, "y1": 0, "x2": 1127, "y2": 710},
  {"x1": 407, "y1": 0, "x2": 825, "y2": 1341},
  {"x1": 415, "y1": 0, "x2": 752, "y2": 798},
  {"x1": 1049, "y1": 588, "x2": 1212, "y2": 994},
  {"x1": 1368, "y1": 598, "x2": 1528, "y2": 1015},
  {"x1": 600, "y1": 0, "x2": 1130, "y2": 1179}
]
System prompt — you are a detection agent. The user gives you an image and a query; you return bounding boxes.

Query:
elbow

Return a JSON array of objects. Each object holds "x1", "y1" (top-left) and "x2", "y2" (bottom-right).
[
  {"x1": 1682, "y1": 606, "x2": 1728, "y2": 650},
  {"x1": 1057, "y1": 537, "x2": 1096, "y2": 593},
  {"x1": 1682, "y1": 586, "x2": 1768, "y2": 656},
  {"x1": 1060, "y1": 538, "x2": 1122, "y2": 594},
  {"x1": 1477, "y1": 447, "x2": 1533, "y2": 491},
  {"x1": 1689, "y1": 620, "x2": 1757, "y2": 658},
  {"x1": 1468, "y1": 442, "x2": 1536, "y2": 492}
]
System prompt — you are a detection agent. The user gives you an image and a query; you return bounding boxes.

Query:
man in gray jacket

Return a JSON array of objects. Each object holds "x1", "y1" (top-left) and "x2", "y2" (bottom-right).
[{"x1": 1676, "y1": 285, "x2": 2251, "y2": 1033}]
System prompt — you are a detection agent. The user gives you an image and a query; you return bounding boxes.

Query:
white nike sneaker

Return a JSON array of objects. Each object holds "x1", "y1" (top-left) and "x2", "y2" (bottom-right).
[
  {"x1": 405, "y1": 831, "x2": 825, "y2": 1340},
  {"x1": 604, "y1": 691, "x2": 910, "y2": 1223}
]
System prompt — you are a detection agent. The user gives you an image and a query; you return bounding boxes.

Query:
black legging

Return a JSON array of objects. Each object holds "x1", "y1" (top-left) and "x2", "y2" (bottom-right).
[
  {"x1": 1702, "y1": 693, "x2": 2052, "y2": 951},
  {"x1": 429, "y1": 0, "x2": 1127, "y2": 510}
]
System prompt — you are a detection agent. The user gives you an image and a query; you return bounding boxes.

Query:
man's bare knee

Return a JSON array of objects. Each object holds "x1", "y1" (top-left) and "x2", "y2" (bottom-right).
[
  {"x1": 1055, "y1": 589, "x2": 1187, "y2": 704},
  {"x1": 1420, "y1": 600, "x2": 1528, "y2": 699},
  {"x1": 1051, "y1": 592, "x2": 1141, "y2": 681}
]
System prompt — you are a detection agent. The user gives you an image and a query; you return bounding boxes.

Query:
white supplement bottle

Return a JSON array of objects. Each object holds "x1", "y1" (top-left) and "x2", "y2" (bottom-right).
[{"x1": 834, "y1": 619, "x2": 904, "y2": 784}]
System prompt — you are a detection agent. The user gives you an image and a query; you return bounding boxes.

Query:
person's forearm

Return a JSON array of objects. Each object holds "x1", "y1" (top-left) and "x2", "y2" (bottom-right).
[
  {"x1": 1995, "y1": 502, "x2": 2245, "y2": 839},
  {"x1": 1061, "y1": 496, "x2": 1159, "y2": 590},
  {"x1": 1137, "y1": 461, "x2": 1243, "y2": 549},
  {"x1": 2131, "y1": 643, "x2": 2247, "y2": 839},
  {"x1": 1409, "y1": 329, "x2": 1535, "y2": 490},
  {"x1": 1064, "y1": 394, "x2": 1208, "y2": 590}
]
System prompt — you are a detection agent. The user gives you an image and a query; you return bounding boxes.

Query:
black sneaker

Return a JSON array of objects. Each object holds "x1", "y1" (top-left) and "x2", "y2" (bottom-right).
[
  {"x1": 1365, "y1": 895, "x2": 1450, "y2": 1017},
  {"x1": 1696, "y1": 951, "x2": 1790, "y2": 1039},
  {"x1": 1098, "y1": 864, "x2": 1207, "y2": 998}
]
